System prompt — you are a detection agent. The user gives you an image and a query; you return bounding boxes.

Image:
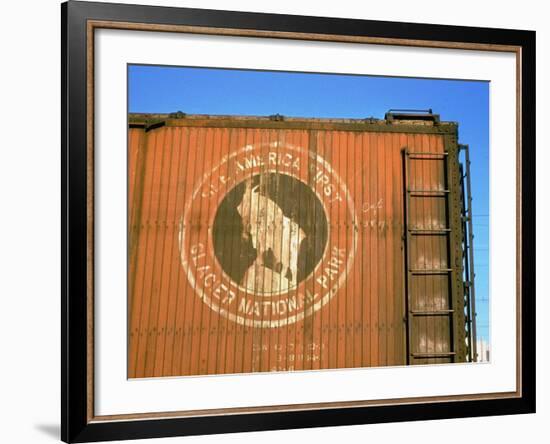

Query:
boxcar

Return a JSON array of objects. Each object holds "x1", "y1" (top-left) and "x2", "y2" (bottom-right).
[{"x1": 127, "y1": 111, "x2": 477, "y2": 378}]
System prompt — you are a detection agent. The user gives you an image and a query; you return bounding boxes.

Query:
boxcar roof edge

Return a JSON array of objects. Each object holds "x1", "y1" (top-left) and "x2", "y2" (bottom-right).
[{"x1": 127, "y1": 112, "x2": 459, "y2": 135}]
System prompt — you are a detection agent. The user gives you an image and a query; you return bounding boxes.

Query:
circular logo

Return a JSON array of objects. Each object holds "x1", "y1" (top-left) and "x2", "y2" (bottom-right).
[
  {"x1": 212, "y1": 173, "x2": 328, "y2": 295},
  {"x1": 179, "y1": 141, "x2": 357, "y2": 328}
]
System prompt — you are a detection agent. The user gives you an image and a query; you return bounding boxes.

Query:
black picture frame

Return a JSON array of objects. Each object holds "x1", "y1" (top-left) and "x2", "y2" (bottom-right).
[{"x1": 61, "y1": 1, "x2": 536, "y2": 442}]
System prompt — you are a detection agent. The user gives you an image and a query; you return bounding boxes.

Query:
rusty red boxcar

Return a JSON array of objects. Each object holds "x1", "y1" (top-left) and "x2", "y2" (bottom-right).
[{"x1": 127, "y1": 111, "x2": 477, "y2": 378}]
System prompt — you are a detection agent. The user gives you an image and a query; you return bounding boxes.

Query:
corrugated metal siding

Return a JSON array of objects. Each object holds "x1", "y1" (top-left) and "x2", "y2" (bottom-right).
[{"x1": 127, "y1": 120, "x2": 458, "y2": 378}]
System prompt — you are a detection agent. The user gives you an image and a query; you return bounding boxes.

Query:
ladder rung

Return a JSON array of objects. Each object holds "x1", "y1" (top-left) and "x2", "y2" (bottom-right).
[
  {"x1": 408, "y1": 152, "x2": 448, "y2": 160},
  {"x1": 410, "y1": 309, "x2": 454, "y2": 316},
  {"x1": 410, "y1": 269, "x2": 452, "y2": 275},
  {"x1": 408, "y1": 189, "x2": 449, "y2": 197},
  {"x1": 409, "y1": 228, "x2": 450, "y2": 235},
  {"x1": 411, "y1": 352, "x2": 456, "y2": 358}
]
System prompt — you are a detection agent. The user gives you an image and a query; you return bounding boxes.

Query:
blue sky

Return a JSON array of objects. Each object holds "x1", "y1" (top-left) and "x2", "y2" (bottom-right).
[{"x1": 128, "y1": 64, "x2": 490, "y2": 346}]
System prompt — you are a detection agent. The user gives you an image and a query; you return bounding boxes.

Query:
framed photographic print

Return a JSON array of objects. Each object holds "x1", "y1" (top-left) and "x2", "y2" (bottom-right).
[{"x1": 61, "y1": 0, "x2": 536, "y2": 442}]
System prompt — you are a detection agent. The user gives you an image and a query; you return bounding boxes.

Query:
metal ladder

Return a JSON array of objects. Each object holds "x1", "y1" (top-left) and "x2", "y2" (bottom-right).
[
  {"x1": 403, "y1": 149, "x2": 457, "y2": 363},
  {"x1": 459, "y1": 144, "x2": 478, "y2": 362}
]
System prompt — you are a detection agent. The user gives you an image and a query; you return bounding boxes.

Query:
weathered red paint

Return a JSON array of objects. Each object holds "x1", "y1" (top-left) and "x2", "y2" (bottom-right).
[{"x1": 128, "y1": 114, "x2": 461, "y2": 378}]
